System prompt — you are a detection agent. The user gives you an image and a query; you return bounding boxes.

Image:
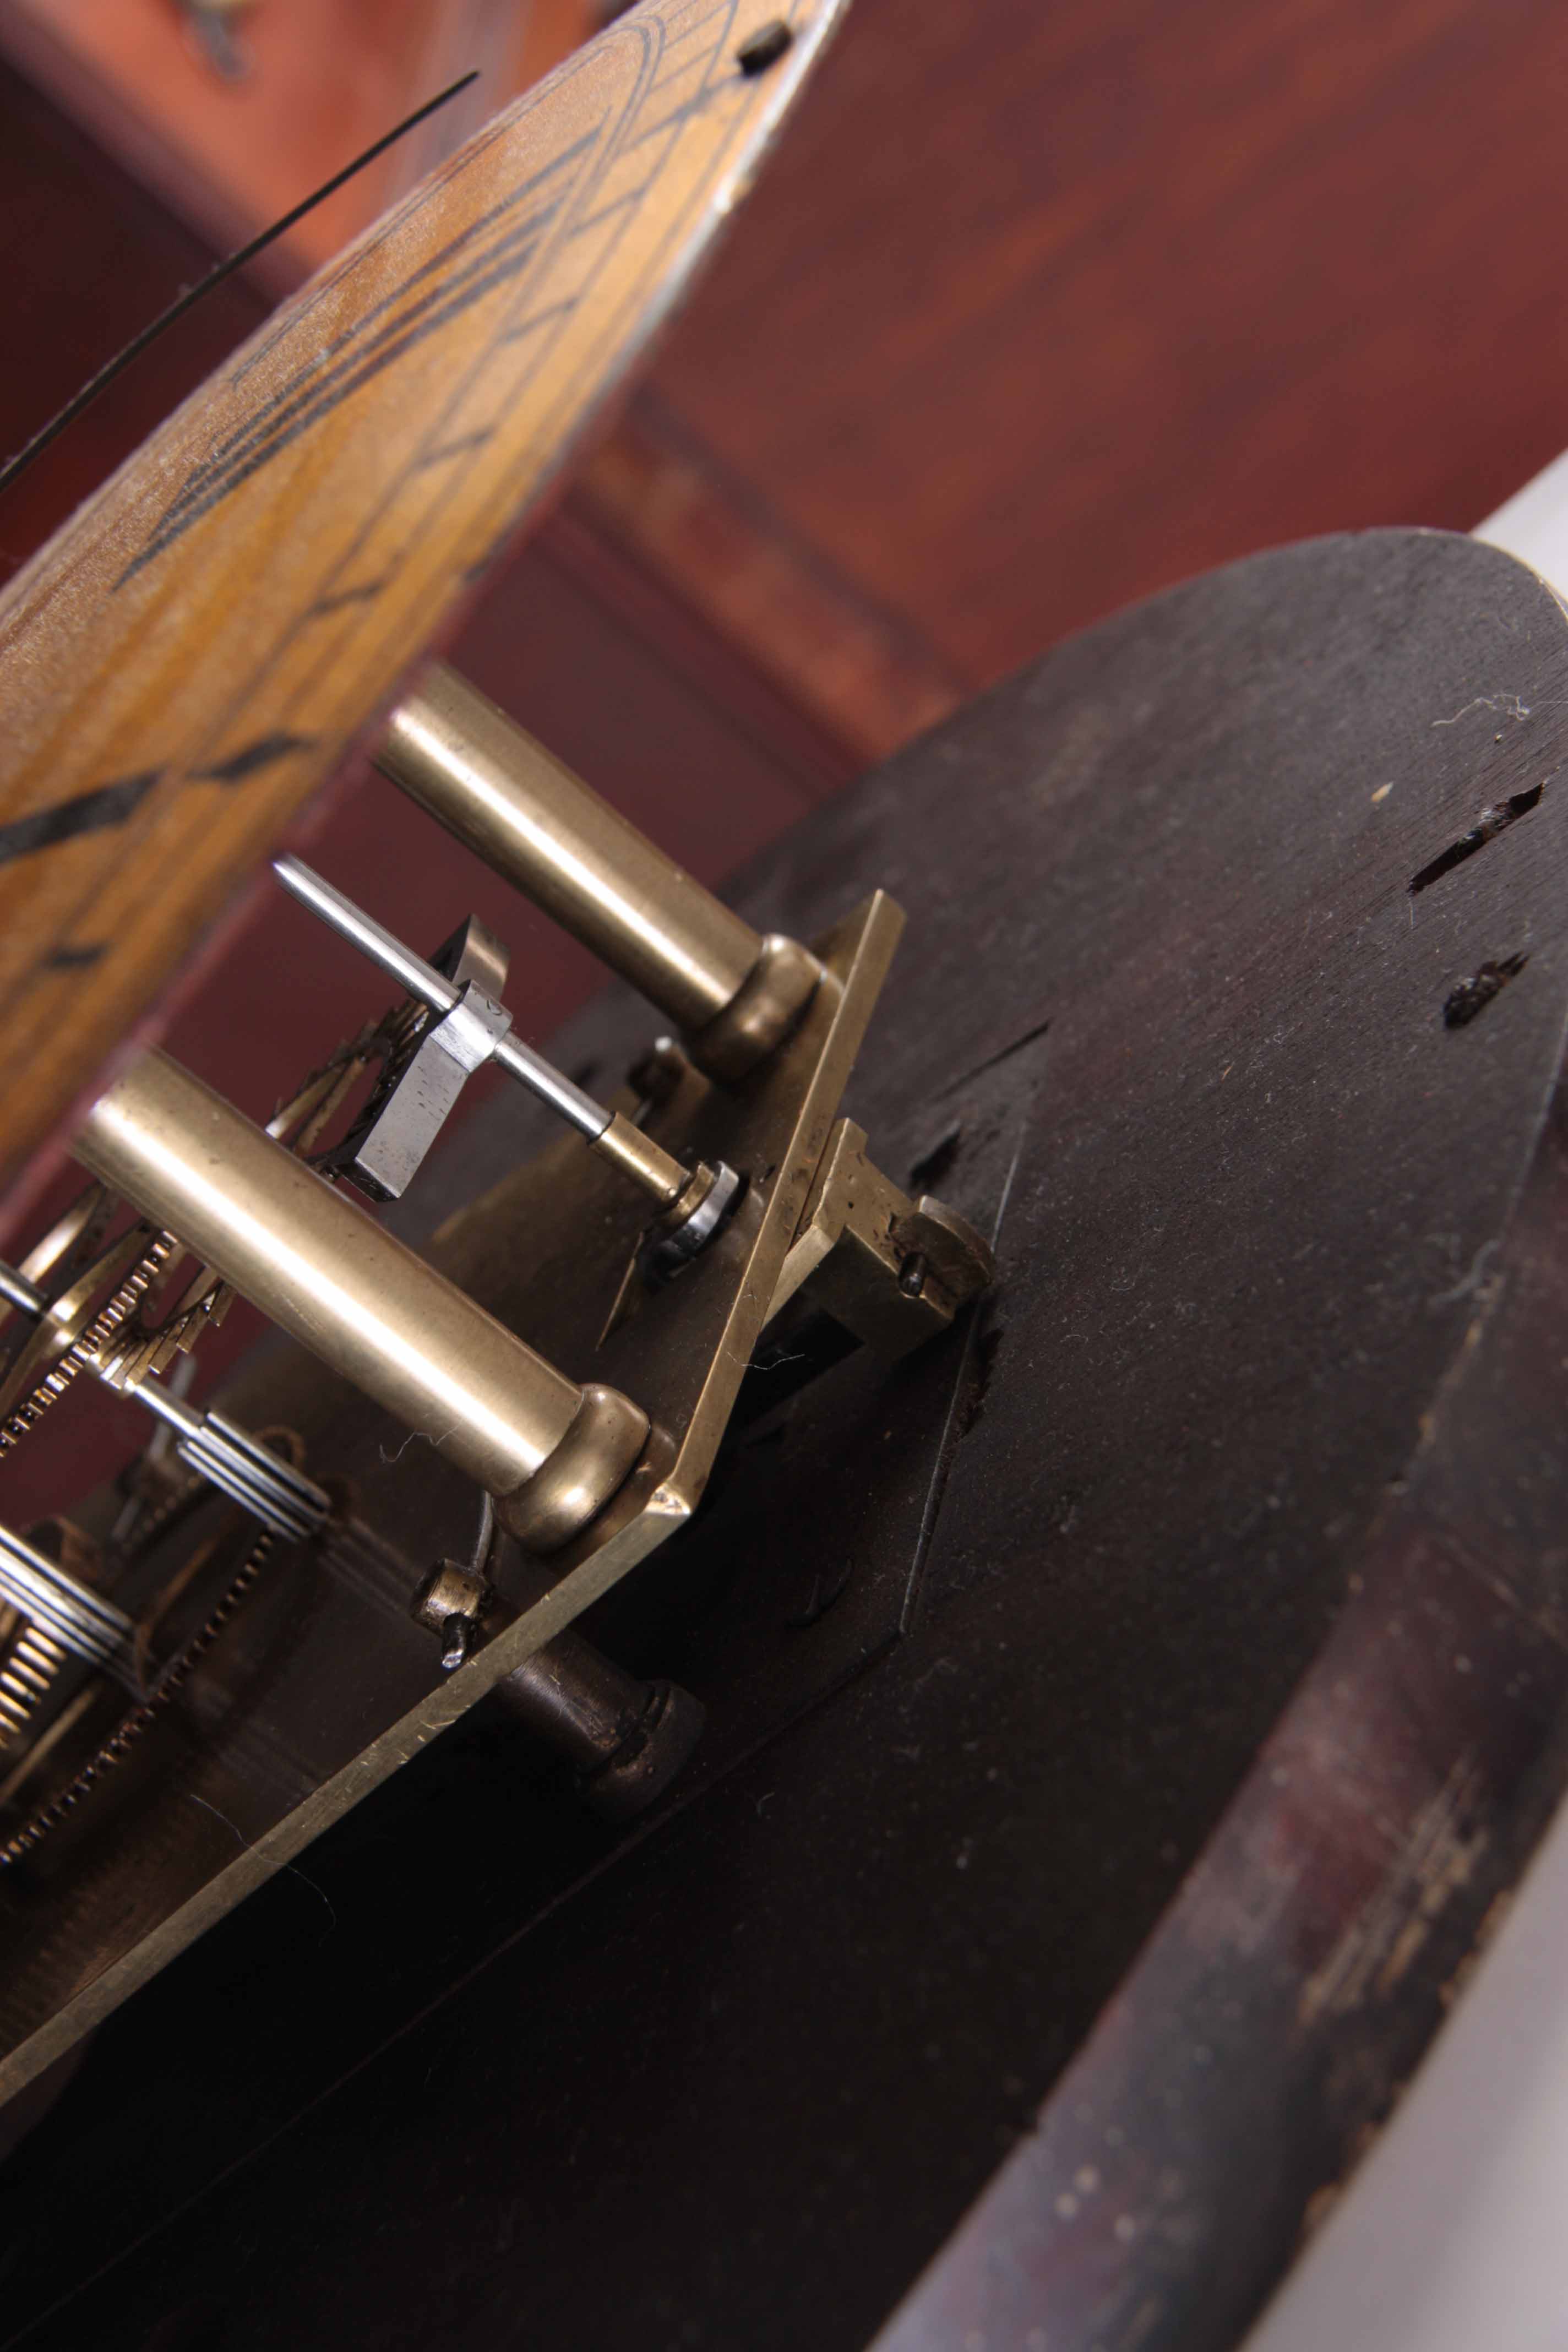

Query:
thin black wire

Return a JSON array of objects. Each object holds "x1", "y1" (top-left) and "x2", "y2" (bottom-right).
[{"x1": 0, "y1": 68, "x2": 479, "y2": 505}]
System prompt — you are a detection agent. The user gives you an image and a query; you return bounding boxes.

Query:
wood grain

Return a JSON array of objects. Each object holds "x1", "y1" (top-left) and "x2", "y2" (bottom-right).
[
  {"x1": 646, "y1": 0, "x2": 1568, "y2": 685},
  {"x1": 0, "y1": 0, "x2": 848, "y2": 1197},
  {"x1": 18, "y1": 3, "x2": 1568, "y2": 770},
  {"x1": 571, "y1": 389, "x2": 967, "y2": 761},
  {"x1": 11, "y1": 526, "x2": 1568, "y2": 2351}
]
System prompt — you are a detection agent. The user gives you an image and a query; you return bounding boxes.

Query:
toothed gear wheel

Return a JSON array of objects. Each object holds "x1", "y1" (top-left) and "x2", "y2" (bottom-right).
[{"x1": 0, "y1": 1222, "x2": 178, "y2": 1452}]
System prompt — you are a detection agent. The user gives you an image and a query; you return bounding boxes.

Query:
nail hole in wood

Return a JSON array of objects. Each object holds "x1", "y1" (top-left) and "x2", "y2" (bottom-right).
[
  {"x1": 737, "y1": 20, "x2": 793, "y2": 74},
  {"x1": 1443, "y1": 954, "x2": 1528, "y2": 1028},
  {"x1": 1408, "y1": 785, "x2": 1543, "y2": 895}
]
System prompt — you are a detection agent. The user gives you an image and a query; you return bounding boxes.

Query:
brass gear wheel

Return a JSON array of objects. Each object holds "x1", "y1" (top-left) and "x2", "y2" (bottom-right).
[{"x1": 0, "y1": 1207, "x2": 178, "y2": 1452}]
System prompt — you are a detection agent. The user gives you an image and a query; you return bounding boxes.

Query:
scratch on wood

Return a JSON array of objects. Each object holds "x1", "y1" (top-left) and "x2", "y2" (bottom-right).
[{"x1": 1299, "y1": 1754, "x2": 1487, "y2": 2027}]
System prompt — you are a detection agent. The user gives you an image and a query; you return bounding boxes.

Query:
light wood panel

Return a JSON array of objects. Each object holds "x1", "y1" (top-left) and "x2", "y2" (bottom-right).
[
  {"x1": 12, "y1": 2, "x2": 1568, "y2": 761},
  {"x1": 0, "y1": 0, "x2": 848, "y2": 1202}
]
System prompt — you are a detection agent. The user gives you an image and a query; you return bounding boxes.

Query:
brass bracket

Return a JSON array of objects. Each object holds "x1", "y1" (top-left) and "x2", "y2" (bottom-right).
[{"x1": 770, "y1": 1120, "x2": 995, "y2": 1357}]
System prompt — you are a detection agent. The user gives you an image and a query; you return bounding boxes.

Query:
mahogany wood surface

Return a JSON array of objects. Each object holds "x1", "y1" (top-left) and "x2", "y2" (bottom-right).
[
  {"x1": 0, "y1": 61, "x2": 268, "y2": 604},
  {"x1": 644, "y1": 0, "x2": 1568, "y2": 691},
  {"x1": 13, "y1": 2, "x2": 1568, "y2": 763},
  {"x1": 0, "y1": 0, "x2": 596, "y2": 272}
]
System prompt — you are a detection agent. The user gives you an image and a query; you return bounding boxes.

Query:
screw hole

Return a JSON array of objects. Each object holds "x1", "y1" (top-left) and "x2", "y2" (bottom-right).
[{"x1": 737, "y1": 19, "x2": 793, "y2": 74}]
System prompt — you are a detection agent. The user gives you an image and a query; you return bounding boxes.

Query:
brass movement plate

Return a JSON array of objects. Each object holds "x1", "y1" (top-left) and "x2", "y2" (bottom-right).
[
  {"x1": 0, "y1": 0, "x2": 848, "y2": 1210},
  {"x1": 0, "y1": 891, "x2": 903, "y2": 2100}
]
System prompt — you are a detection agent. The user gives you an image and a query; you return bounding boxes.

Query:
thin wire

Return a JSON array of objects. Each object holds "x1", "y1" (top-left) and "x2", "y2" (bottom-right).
[{"x1": 0, "y1": 68, "x2": 480, "y2": 505}]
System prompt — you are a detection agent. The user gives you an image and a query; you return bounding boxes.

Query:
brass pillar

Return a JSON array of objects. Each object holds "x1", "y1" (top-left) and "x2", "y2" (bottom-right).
[
  {"x1": 375, "y1": 665, "x2": 821, "y2": 1079},
  {"x1": 77, "y1": 1052, "x2": 646, "y2": 1550}
]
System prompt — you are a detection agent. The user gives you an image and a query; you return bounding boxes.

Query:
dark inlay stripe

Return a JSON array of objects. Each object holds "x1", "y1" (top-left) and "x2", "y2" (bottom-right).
[
  {"x1": 571, "y1": 188, "x2": 654, "y2": 237},
  {"x1": 416, "y1": 429, "x2": 496, "y2": 469},
  {"x1": 0, "y1": 770, "x2": 162, "y2": 869},
  {"x1": 117, "y1": 137, "x2": 598, "y2": 585},
  {"x1": 193, "y1": 733, "x2": 315, "y2": 785},
  {"x1": 308, "y1": 581, "x2": 389, "y2": 618},
  {"x1": 42, "y1": 944, "x2": 106, "y2": 970},
  {"x1": 500, "y1": 299, "x2": 575, "y2": 345}
]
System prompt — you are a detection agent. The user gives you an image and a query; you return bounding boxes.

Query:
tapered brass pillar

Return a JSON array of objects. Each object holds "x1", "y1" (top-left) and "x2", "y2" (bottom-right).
[
  {"x1": 77, "y1": 1052, "x2": 646, "y2": 1550},
  {"x1": 375, "y1": 665, "x2": 821, "y2": 1080}
]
